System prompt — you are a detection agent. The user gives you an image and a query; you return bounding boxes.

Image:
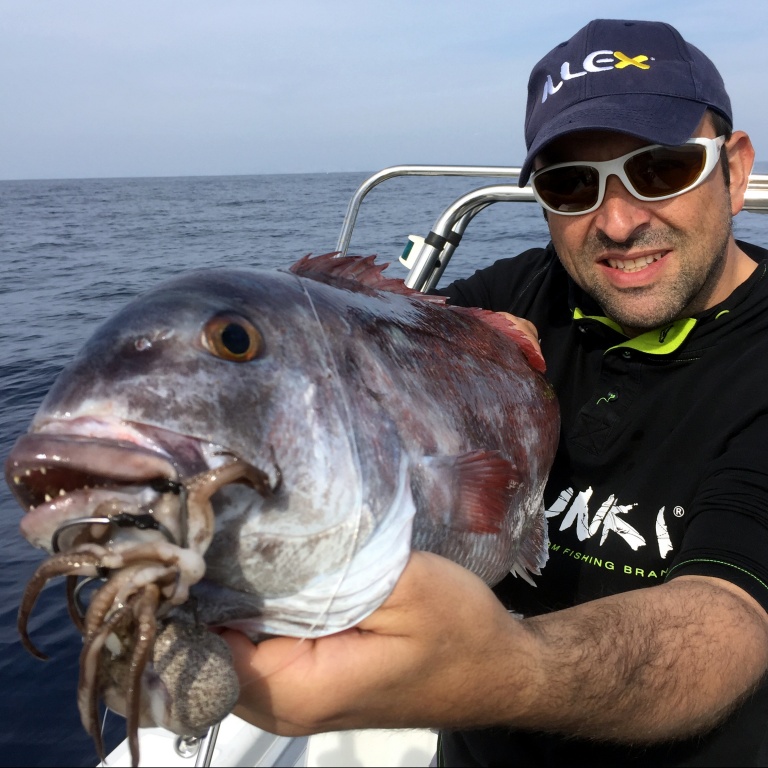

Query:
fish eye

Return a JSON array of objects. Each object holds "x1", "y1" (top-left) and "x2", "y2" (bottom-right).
[{"x1": 201, "y1": 313, "x2": 262, "y2": 362}]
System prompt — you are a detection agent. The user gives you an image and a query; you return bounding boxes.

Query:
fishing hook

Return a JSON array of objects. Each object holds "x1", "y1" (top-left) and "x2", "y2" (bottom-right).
[{"x1": 51, "y1": 512, "x2": 178, "y2": 554}]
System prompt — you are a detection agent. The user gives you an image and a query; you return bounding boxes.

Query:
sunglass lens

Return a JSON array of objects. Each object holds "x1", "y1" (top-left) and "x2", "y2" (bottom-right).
[
  {"x1": 533, "y1": 165, "x2": 599, "y2": 213},
  {"x1": 624, "y1": 144, "x2": 707, "y2": 199}
]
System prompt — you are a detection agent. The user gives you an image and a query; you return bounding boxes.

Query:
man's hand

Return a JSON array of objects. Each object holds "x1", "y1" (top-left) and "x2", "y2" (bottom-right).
[{"x1": 219, "y1": 552, "x2": 523, "y2": 736}]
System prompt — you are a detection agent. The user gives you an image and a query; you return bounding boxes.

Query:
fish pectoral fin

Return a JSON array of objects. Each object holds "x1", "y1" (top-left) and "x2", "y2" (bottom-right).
[{"x1": 424, "y1": 450, "x2": 521, "y2": 535}]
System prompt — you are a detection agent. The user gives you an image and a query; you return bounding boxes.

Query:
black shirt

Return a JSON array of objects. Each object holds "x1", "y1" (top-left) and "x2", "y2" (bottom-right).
[{"x1": 438, "y1": 241, "x2": 768, "y2": 766}]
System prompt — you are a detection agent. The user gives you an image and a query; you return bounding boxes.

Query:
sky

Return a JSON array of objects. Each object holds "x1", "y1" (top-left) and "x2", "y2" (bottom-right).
[{"x1": 1, "y1": 0, "x2": 767, "y2": 180}]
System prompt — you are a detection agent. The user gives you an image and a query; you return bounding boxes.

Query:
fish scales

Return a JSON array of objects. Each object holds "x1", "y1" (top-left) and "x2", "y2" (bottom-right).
[{"x1": 5, "y1": 253, "x2": 559, "y2": 765}]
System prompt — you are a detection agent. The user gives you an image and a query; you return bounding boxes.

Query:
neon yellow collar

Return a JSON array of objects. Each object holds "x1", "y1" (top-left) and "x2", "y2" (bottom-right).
[{"x1": 573, "y1": 308, "x2": 698, "y2": 355}]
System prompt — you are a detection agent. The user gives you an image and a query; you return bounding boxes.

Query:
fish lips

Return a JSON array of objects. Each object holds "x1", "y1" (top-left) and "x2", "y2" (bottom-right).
[
  {"x1": 6, "y1": 432, "x2": 180, "y2": 509},
  {"x1": 6, "y1": 432, "x2": 183, "y2": 552}
]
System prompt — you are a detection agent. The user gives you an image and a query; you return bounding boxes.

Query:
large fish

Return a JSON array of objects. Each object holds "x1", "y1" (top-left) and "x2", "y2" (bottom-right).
[{"x1": 5, "y1": 253, "x2": 559, "y2": 764}]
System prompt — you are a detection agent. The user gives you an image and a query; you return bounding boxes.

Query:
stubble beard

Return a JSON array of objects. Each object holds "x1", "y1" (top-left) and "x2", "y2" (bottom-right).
[{"x1": 576, "y1": 209, "x2": 733, "y2": 335}]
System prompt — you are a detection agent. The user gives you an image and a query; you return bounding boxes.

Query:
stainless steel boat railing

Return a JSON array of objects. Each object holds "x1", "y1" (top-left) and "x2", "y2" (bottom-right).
[{"x1": 336, "y1": 165, "x2": 768, "y2": 293}]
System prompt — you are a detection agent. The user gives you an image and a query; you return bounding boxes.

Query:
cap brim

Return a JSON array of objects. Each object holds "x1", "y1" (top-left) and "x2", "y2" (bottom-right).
[{"x1": 519, "y1": 94, "x2": 709, "y2": 186}]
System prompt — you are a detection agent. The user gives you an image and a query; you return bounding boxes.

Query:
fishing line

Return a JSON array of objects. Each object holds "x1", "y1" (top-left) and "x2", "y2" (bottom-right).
[{"x1": 296, "y1": 276, "x2": 366, "y2": 640}]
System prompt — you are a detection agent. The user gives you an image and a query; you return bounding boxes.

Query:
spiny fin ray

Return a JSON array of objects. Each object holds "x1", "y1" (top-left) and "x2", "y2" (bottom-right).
[
  {"x1": 449, "y1": 307, "x2": 547, "y2": 372},
  {"x1": 290, "y1": 253, "x2": 446, "y2": 303},
  {"x1": 290, "y1": 254, "x2": 546, "y2": 372},
  {"x1": 510, "y1": 505, "x2": 549, "y2": 585}
]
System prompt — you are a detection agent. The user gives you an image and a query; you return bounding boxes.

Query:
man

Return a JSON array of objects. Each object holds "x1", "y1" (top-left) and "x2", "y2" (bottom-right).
[{"x1": 221, "y1": 19, "x2": 768, "y2": 766}]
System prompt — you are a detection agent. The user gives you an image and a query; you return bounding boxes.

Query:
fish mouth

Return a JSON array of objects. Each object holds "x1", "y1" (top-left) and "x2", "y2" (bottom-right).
[
  {"x1": 7, "y1": 433, "x2": 180, "y2": 511},
  {"x1": 7, "y1": 423, "x2": 189, "y2": 553},
  {"x1": 6, "y1": 418, "x2": 278, "y2": 553}
]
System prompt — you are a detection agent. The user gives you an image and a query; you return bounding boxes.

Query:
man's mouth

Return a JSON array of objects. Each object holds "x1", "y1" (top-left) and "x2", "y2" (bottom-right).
[{"x1": 605, "y1": 253, "x2": 666, "y2": 273}]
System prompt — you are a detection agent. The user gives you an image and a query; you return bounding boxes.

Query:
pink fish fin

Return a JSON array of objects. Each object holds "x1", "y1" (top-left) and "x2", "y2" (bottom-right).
[
  {"x1": 428, "y1": 449, "x2": 521, "y2": 535},
  {"x1": 290, "y1": 253, "x2": 447, "y2": 304},
  {"x1": 510, "y1": 505, "x2": 550, "y2": 587},
  {"x1": 448, "y1": 306, "x2": 546, "y2": 373}
]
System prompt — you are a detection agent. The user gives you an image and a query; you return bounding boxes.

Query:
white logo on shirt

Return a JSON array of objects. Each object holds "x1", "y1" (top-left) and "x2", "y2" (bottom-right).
[{"x1": 546, "y1": 487, "x2": 673, "y2": 559}]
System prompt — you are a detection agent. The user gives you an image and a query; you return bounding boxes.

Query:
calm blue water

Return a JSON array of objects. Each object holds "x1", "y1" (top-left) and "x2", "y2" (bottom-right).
[{"x1": 0, "y1": 171, "x2": 766, "y2": 766}]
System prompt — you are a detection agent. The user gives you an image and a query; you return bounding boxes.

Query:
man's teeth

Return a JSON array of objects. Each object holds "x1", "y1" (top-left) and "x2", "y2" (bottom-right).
[{"x1": 607, "y1": 254, "x2": 663, "y2": 273}]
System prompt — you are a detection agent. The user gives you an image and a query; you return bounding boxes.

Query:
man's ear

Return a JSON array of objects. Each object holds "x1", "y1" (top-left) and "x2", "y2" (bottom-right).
[{"x1": 726, "y1": 131, "x2": 755, "y2": 216}]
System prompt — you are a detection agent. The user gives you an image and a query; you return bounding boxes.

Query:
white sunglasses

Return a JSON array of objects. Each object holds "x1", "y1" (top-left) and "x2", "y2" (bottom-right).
[{"x1": 531, "y1": 136, "x2": 726, "y2": 216}]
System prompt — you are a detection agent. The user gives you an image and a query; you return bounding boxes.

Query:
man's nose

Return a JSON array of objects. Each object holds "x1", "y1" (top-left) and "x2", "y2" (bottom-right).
[{"x1": 593, "y1": 174, "x2": 653, "y2": 242}]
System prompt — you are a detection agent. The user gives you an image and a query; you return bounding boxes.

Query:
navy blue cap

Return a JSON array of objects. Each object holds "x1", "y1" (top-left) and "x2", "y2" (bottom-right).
[{"x1": 519, "y1": 19, "x2": 732, "y2": 186}]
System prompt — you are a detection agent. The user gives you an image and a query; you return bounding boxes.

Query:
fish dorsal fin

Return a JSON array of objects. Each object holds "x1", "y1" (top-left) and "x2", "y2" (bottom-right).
[
  {"x1": 289, "y1": 253, "x2": 446, "y2": 304},
  {"x1": 290, "y1": 254, "x2": 544, "y2": 371},
  {"x1": 448, "y1": 307, "x2": 546, "y2": 373}
]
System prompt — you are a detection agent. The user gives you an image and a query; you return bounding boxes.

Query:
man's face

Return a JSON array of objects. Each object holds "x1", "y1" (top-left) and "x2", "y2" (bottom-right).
[{"x1": 537, "y1": 118, "x2": 741, "y2": 336}]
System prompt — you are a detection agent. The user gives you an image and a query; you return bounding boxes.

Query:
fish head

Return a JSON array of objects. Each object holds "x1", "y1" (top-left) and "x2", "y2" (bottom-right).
[
  {"x1": 7, "y1": 267, "x2": 391, "y2": 632},
  {"x1": 31, "y1": 267, "x2": 327, "y2": 476}
]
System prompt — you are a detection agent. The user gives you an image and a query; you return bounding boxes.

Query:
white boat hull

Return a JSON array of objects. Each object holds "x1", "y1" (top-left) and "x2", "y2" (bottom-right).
[{"x1": 100, "y1": 715, "x2": 437, "y2": 767}]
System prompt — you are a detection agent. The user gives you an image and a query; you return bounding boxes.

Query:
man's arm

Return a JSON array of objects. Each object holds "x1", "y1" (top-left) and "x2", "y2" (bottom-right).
[
  {"x1": 521, "y1": 574, "x2": 768, "y2": 741},
  {"x1": 221, "y1": 552, "x2": 768, "y2": 741}
]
